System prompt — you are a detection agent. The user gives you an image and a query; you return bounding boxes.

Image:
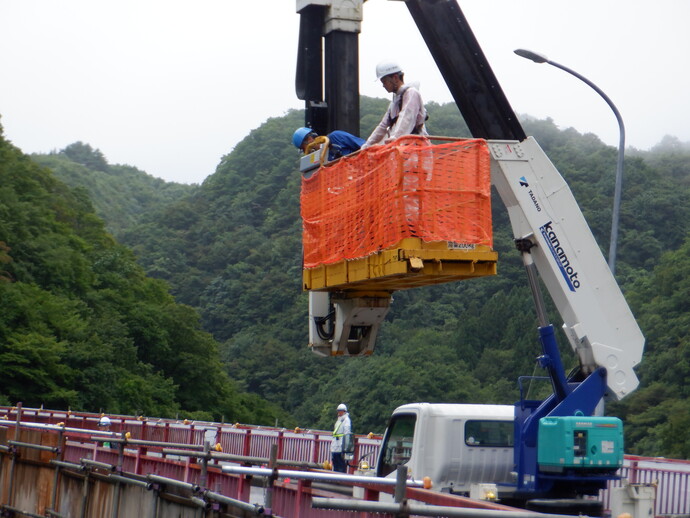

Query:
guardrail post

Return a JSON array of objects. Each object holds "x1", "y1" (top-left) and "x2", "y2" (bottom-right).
[
  {"x1": 352, "y1": 437, "x2": 360, "y2": 475},
  {"x1": 184, "y1": 455, "x2": 192, "y2": 483},
  {"x1": 276, "y1": 430, "x2": 284, "y2": 462},
  {"x1": 311, "y1": 434, "x2": 320, "y2": 465},
  {"x1": 5, "y1": 402, "x2": 23, "y2": 507},
  {"x1": 264, "y1": 444, "x2": 278, "y2": 515},
  {"x1": 49, "y1": 428, "x2": 66, "y2": 515},
  {"x1": 187, "y1": 423, "x2": 193, "y2": 448},
  {"x1": 295, "y1": 478, "x2": 311, "y2": 518},
  {"x1": 200, "y1": 441, "x2": 210, "y2": 489},
  {"x1": 134, "y1": 443, "x2": 143, "y2": 475},
  {"x1": 394, "y1": 465, "x2": 407, "y2": 504},
  {"x1": 629, "y1": 459, "x2": 639, "y2": 484},
  {"x1": 140, "y1": 420, "x2": 148, "y2": 457},
  {"x1": 242, "y1": 429, "x2": 252, "y2": 457}
]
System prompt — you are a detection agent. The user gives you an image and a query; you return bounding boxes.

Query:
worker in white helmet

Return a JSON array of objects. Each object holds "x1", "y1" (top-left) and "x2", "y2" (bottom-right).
[
  {"x1": 98, "y1": 415, "x2": 113, "y2": 448},
  {"x1": 361, "y1": 61, "x2": 428, "y2": 149},
  {"x1": 331, "y1": 403, "x2": 352, "y2": 473}
]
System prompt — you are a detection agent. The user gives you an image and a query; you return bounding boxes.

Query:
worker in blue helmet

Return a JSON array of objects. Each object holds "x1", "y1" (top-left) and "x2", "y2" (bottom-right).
[{"x1": 292, "y1": 127, "x2": 365, "y2": 162}]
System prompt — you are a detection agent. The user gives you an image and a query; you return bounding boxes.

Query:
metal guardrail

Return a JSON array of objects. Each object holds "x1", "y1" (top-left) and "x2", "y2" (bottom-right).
[
  {"x1": 313, "y1": 498, "x2": 584, "y2": 518},
  {"x1": 221, "y1": 464, "x2": 430, "y2": 488},
  {"x1": 2, "y1": 405, "x2": 690, "y2": 517},
  {"x1": 604, "y1": 457, "x2": 690, "y2": 516},
  {"x1": 0, "y1": 410, "x2": 516, "y2": 518},
  {"x1": 0, "y1": 405, "x2": 381, "y2": 468},
  {"x1": 1, "y1": 441, "x2": 271, "y2": 516}
]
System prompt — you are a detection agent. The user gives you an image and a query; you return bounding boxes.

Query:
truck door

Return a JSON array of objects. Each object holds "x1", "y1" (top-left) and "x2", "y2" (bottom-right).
[{"x1": 376, "y1": 412, "x2": 416, "y2": 478}]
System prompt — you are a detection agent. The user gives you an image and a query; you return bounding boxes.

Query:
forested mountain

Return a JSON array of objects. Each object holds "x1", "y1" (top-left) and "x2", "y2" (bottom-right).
[
  {"x1": 31, "y1": 142, "x2": 195, "y2": 237},
  {"x1": 0, "y1": 124, "x2": 285, "y2": 425},
  {"x1": 19, "y1": 97, "x2": 690, "y2": 458}
]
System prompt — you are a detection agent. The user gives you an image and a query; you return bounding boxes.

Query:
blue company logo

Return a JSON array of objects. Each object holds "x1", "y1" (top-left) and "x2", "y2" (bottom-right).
[
  {"x1": 519, "y1": 176, "x2": 529, "y2": 187},
  {"x1": 539, "y1": 221, "x2": 581, "y2": 291}
]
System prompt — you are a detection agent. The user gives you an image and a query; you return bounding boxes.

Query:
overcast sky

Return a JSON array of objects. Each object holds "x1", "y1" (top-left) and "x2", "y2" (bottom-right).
[{"x1": 2, "y1": 0, "x2": 689, "y2": 184}]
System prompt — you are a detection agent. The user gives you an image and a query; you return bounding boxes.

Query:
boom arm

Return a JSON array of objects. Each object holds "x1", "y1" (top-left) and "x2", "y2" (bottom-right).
[
  {"x1": 400, "y1": 0, "x2": 643, "y2": 400},
  {"x1": 489, "y1": 138, "x2": 644, "y2": 400}
]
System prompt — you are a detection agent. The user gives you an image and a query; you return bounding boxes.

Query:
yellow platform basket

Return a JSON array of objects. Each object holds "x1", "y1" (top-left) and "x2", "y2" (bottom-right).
[{"x1": 303, "y1": 238, "x2": 497, "y2": 292}]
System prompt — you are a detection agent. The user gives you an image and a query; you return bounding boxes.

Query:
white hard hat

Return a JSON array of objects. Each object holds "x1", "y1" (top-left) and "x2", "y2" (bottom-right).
[
  {"x1": 376, "y1": 61, "x2": 402, "y2": 80},
  {"x1": 99, "y1": 416, "x2": 111, "y2": 426},
  {"x1": 337, "y1": 403, "x2": 348, "y2": 412}
]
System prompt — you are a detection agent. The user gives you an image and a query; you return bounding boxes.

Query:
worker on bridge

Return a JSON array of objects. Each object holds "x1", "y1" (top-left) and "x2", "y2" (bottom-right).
[
  {"x1": 361, "y1": 61, "x2": 428, "y2": 149},
  {"x1": 98, "y1": 415, "x2": 113, "y2": 448},
  {"x1": 293, "y1": 127, "x2": 365, "y2": 161},
  {"x1": 331, "y1": 403, "x2": 352, "y2": 473}
]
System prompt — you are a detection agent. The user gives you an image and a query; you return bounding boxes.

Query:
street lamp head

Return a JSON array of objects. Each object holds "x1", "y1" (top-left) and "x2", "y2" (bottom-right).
[{"x1": 514, "y1": 48, "x2": 549, "y2": 64}]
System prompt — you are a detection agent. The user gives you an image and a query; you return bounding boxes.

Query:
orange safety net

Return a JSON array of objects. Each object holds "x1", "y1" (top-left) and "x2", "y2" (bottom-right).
[{"x1": 301, "y1": 136, "x2": 492, "y2": 268}]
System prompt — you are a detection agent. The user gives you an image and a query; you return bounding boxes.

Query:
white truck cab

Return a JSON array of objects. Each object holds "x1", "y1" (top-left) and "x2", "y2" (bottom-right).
[{"x1": 376, "y1": 403, "x2": 515, "y2": 494}]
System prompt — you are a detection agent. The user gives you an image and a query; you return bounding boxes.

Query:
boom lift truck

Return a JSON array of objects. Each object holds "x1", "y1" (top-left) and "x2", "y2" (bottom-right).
[{"x1": 296, "y1": 0, "x2": 644, "y2": 513}]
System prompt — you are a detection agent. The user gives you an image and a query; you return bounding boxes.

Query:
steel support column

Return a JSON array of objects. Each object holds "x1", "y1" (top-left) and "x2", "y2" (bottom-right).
[{"x1": 325, "y1": 30, "x2": 359, "y2": 135}]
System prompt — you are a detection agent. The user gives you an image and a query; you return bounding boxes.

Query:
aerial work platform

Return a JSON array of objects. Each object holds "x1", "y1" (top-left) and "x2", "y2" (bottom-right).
[
  {"x1": 301, "y1": 136, "x2": 497, "y2": 292},
  {"x1": 300, "y1": 136, "x2": 497, "y2": 355}
]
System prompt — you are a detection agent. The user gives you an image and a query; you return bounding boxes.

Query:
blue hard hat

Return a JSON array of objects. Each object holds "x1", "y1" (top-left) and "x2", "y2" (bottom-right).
[{"x1": 293, "y1": 127, "x2": 315, "y2": 149}]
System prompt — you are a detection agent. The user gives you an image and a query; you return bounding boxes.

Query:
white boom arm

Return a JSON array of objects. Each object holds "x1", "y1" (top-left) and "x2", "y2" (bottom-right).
[{"x1": 489, "y1": 138, "x2": 644, "y2": 400}]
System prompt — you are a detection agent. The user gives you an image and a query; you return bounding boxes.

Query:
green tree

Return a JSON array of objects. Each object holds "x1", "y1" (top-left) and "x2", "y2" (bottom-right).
[
  {"x1": 61, "y1": 142, "x2": 109, "y2": 172},
  {"x1": 0, "y1": 121, "x2": 282, "y2": 424}
]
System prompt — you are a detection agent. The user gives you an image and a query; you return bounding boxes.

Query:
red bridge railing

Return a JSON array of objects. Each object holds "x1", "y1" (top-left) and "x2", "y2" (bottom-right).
[{"x1": 2, "y1": 406, "x2": 688, "y2": 517}]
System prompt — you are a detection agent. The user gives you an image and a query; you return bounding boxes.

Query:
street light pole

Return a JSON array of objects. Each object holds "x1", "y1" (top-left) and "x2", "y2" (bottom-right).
[{"x1": 514, "y1": 49, "x2": 625, "y2": 275}]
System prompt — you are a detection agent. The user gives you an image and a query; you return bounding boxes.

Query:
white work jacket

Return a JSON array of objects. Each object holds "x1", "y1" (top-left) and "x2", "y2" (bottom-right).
[
  {"x1": 363, "y1": 84, "x2": 428, "y2": 148},
  {"x1": 330, "y1": 413, "x2": 352, "y2": 453}
]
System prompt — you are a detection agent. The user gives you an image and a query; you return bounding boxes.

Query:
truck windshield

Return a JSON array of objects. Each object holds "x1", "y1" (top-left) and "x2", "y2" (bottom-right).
[
  {"x1": 377, "y1": 413, "x2": 416, "y2": 477},
  {"x1": 465, "y1": 419, "x2": 514, "y2": 447}
]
